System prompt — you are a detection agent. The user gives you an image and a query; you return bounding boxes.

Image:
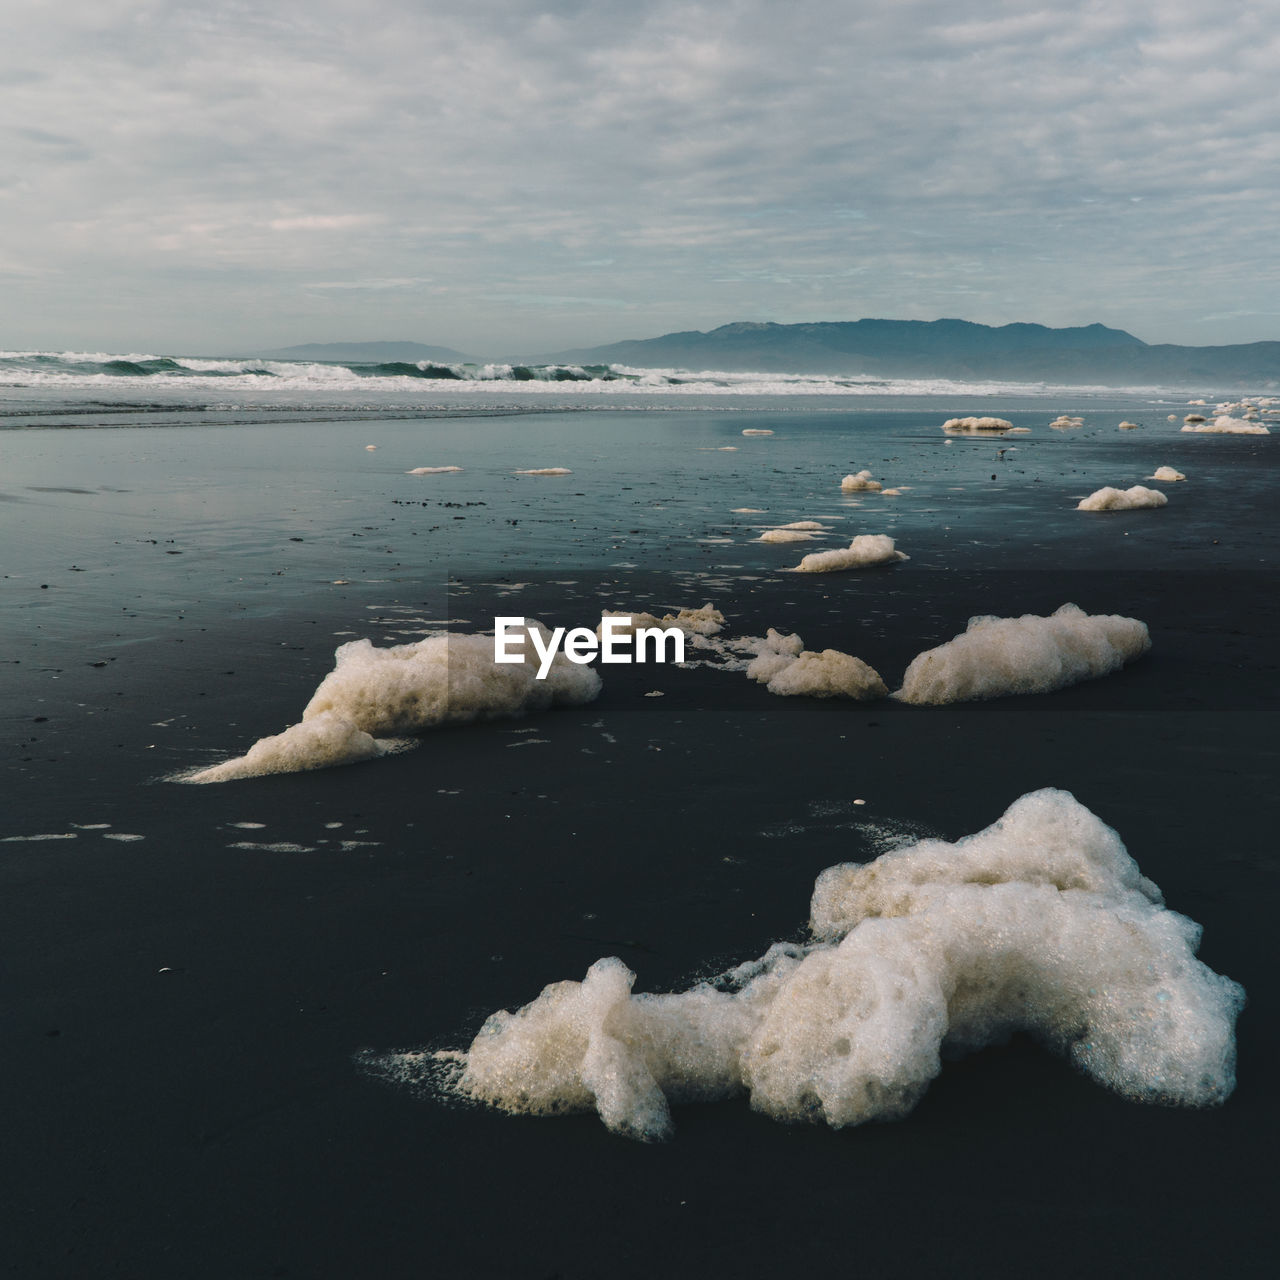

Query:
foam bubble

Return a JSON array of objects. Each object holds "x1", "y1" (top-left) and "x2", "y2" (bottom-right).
[
  {"x1": 407, "y1": 466, "x2": 463, "y2": 474},
  {"x1": 1050, "y1": 415, "x2": 1084, "y2": 430},
  {"x1": 791, "y1": 535, "x2": 907, "y2": 573},
  {"x1": 894, "y1": 603, "x2": 1149, "y2": 705},
  {"x1": 841, "y1": 470, "x2": 882, "y2": 492},
  {"x1": 449, "y1": 790, "x2": 1243, "y2": 1140},
  {"x1": 742, "y1": 428, "x2": 774, "y2": 436},
  {"x1": 1118, "y1": 421, "x2": 1140, "y2": 430},
  {"x1": 1148, "y1": 466, "x2": 1186, "y2": 482},
  {"x1": 1077, "y1": 485, "x2": 1168, "y2": 511},
  {"x1": 515, "y1": 467, "x2": 573, "y2": 475}
]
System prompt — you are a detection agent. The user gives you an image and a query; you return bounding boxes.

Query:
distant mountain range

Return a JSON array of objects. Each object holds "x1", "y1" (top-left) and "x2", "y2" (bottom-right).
[
  {"x1": 543, "y1": 319, "x2": 1280, "y2": 387},
  {"x1": 257, "y1": 341, "x2": 472, "y2": 363}
]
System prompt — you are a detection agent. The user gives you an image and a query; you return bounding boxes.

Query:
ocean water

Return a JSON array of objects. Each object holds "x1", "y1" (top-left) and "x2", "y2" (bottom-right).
[{"x1": 2, "y1": 359, "x2": 1275, "y2": 1275}]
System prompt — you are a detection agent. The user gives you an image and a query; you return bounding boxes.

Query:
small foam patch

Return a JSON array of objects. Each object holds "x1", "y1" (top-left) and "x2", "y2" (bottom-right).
[
  {"x1": 792, "y1": 535, "x2": 907, "y2": 573},
  {"x1": 747, "y1": 630, "x2": 886, "y2": 701},
  {"x1": 1077, "y1": 485, "x2": 1168, "y2": 511},
  {"x1": 941, "y1": 417, "x2": 1013, "y2": 432}
]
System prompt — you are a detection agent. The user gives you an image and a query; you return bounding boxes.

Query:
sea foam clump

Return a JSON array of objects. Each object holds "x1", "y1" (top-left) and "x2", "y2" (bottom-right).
[
  {"x1": 186, "y1": 622, "x2": 601, "y2": 782},
  {"x1": 1148, "y1": 466, "x2": 1186, "y2": 482},
  {"x1": 597, "y1": 604, "x2": 724, "y2": 638},
  {"x1": 407, "y1": 465, "x2": 463, "y2": 474},
  {"x1": 841, "y1": 470, "x2": 882, "y2": 492},
  {"x1": 1077, "y1": 485, "x2": 1168, "y2": 511},
  {"x1": 758, "y1": 528, "x2": 815, "y2": 543},
  {"x1": 894, "y1": 603, "x2": 1149, "y2": 705},
  {"x1": 942, "y1": 416, "x2": 1014, "y2": 432},
  {"x1": 746, "y1": 629, "x2": 886, "y2": 700},
  {"x1": 452, "y1": 789, "x2": 1244, "y2": 1140},
  {"x1": 792, "y1": 534, "x2": 907, "y2": 573},
  {"x1": 758, "y1": 520, "x2": 825, "y2": 544},
  {"x1": 1181, "y1": 417, "x2": 1269, "y2": 435},
  {"x1": 515, "y1": 467, "x2": 573, "y2": 475}
]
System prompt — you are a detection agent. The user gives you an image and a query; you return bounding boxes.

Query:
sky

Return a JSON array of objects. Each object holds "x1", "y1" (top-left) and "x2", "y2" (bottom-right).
[{"x1": 3, "y1": 0, "x2": 1279, "y2": 357}]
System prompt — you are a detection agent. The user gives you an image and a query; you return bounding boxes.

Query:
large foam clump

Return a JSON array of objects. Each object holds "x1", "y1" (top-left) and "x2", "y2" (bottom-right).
[
  {"x1": 1050, "y1": 415, "x2": 1084, "y2": 430},
  {"x1": 792, "y1": 534, "x2": 907, "y2": 573},
  {"x1": 894, "y1": 603, "x2": 1149, "y2": 705},
  {"x1": 1077, "y1": 485, "x2": 1168, "y2": 511},
  {"x1": 942, "y1": 416, "x2": 1014, "y2": 432},
  {"x1": 452, "y1": 789, "x2": 1244, "y2": 1140},
  {"x1": 186, "y1": 622, "x2": 601, "y2": 782},
  {"x1": 841, "y1": 470, "x2": 882, "y2": 492},
  {"x1": 746, "y1": 629, "x2": 886, "y2": 700}
]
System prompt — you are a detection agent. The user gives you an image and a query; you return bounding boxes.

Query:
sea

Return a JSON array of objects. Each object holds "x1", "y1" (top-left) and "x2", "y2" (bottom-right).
[{"x1": 2, "y1": 350, "x2": 1276, "y2": 1277}]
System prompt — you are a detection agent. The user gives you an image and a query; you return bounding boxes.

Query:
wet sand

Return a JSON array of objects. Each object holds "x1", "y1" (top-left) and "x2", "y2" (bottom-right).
[{"x1": 2, "y1": 410, "x2": 1277, "y2": 1277}]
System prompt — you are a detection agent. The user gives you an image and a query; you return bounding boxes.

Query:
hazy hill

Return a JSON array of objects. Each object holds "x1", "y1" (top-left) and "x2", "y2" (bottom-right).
[
  {"x1": 256, "y1": 341, "x2": 472, "y2": 363},
  {"x1": 543, "y1": 319, "x2": 1280, "y2": 387}
]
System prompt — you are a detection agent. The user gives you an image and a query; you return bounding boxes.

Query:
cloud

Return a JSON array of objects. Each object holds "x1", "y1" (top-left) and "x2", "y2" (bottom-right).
[{"x1": 2, "y1": 0, "x2": 1279, "y2": 352}]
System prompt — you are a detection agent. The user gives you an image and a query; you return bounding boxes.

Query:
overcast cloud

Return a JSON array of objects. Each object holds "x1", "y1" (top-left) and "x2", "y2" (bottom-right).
[{"x1": 3, "y1": 0, "x2": 1278, "y2": 355}]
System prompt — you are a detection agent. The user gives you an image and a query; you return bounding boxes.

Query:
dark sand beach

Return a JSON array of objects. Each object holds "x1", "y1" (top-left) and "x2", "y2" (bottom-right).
[{"x1": 2, "y1": 403, "x2": 1277, "y2": 1277}]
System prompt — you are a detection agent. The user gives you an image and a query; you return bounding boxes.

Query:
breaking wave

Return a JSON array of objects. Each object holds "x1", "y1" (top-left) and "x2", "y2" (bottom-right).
[{"x1": 0, "y1": 349, "x2": 1171, "y2": 400}]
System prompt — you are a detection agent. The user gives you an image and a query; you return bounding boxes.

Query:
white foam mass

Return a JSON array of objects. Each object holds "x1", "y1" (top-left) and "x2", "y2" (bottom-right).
[
  {"x1": 597, "y1": 604, "x2": 725, "y2": 638},
  {"x1": 1181, "y1": 417, "x2": 1269, "y2": 435},
  {"x1": 407, "y1": 465, "x2": 463, "y2": 474},
  {"x1": 747, "y1": 630, "x2": 886, "y2": 700},
  {"x1": 894, "y1": 603, "x2": 1149, "y2": 705},
  {"x1": 515, "y1": 467, "x2": 573, "y2": 475},
  {"x1": 1148, "y1": 466, "x2": 1186, "y2": 482},
  {"x1": 452, "y1": 789, "x2": 1244, "y2": 1140},
  {"x1": 942, "y1": 417, "x2": 1014, "y2": 432},
  {"x1": 742, "y1": 428, "x2": 775, "y2": 436},
  {"x1": 758, "y1": 528, "x2": 815, "y2": 543},
  {"x1": 841, "y1": 470, "x2": 883, "y2": 492},
  {"x1": 186, "y1": 622, "x2": 602, "y2": 782},
  {"x1": 792, "y1": 535, "x2": 907, "y2": 573},
  {"x1": 1050, "y1": 415, "x2": 1084, "y2": 430},
  {"x1": 1077, "y1": 485, "x2": 1168, "y2": 511}
]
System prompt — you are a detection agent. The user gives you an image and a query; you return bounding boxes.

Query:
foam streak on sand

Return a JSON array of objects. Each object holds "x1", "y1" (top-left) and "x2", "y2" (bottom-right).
[
  {"x1": 183, "y1": 622, "x2": 601, "y2": 782},
  {"x1": 894, "y1": 603, "x2": 1149, "y2": 705},
  {"x1": 442, "y1": 790, "x2": 1244, "y2": 1140}
]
